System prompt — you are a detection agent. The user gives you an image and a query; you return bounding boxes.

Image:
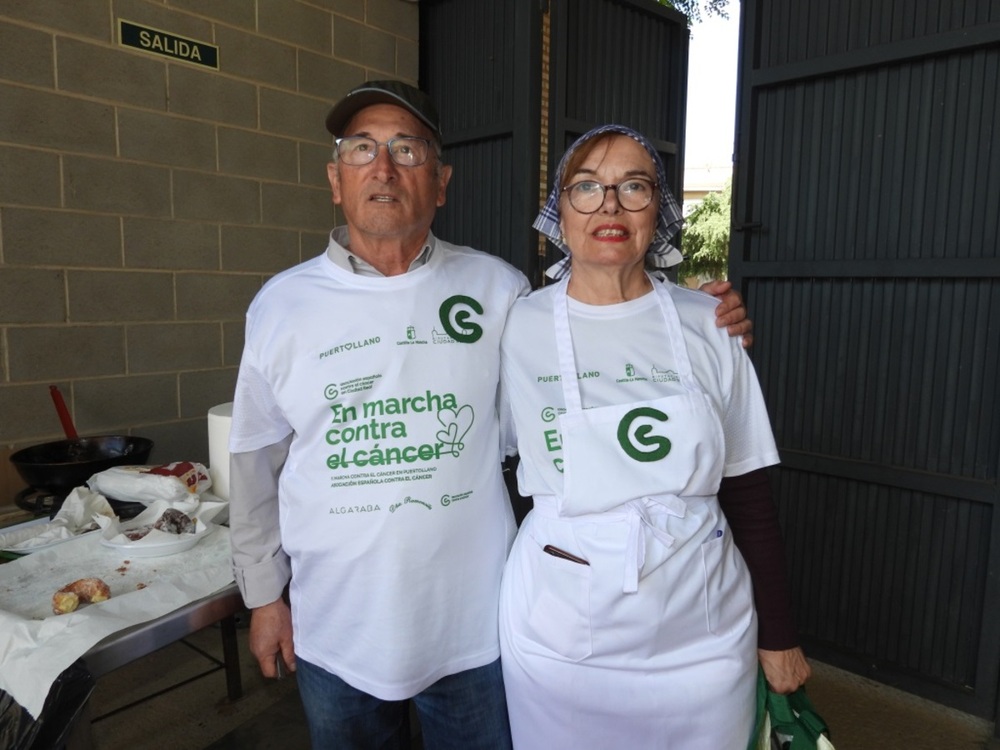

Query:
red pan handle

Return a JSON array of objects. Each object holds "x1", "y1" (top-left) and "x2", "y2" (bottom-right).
[{"x1": 49, "y1": 385, "x2": 79, "y2": 440}]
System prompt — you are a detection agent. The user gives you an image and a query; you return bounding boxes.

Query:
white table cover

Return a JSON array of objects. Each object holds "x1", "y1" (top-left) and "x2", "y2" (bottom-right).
[{"x1": 0, "y1": 525, "x2": 234, "y2": 718}]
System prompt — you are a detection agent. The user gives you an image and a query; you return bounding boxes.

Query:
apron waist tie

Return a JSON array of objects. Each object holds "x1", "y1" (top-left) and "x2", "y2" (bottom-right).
[
  {"x1": 531, "y1": 494, "x2": 690, "y2": 593},
  {"x1": 623, "y1": 495, "x2": 684, "y2": 594}
]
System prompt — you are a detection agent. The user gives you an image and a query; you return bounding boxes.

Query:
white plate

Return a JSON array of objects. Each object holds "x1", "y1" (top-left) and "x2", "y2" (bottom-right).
[{"x1": 100, "y1": 524, "x2": 215, "y2": 558}]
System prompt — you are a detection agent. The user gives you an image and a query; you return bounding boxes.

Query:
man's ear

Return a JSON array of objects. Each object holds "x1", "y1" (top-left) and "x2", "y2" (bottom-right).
[
  {"x1": 328, "y1": 162, "x2": 342, "y2": 205},
  {"x1": 436, "y1": 164, "x2": 453, "y2": 207}
]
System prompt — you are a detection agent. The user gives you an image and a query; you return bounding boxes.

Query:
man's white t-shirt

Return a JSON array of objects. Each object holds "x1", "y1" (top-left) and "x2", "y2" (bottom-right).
[{"x1": 230, "y1": 230, "x2": 529, "y2": 700}]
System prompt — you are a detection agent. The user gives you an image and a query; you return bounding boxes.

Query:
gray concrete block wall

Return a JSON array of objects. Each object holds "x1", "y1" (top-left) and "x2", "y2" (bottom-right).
[
  {"x1": 5, "y1": 209, "x2": 123, "y2": 268},
  {"x1": 0, "y1": 147, "x2": 61, "y2": 206},
  {"x1": 123, "y1": 218, "x2": 220, "y2": 270},
  {"x1": 0, "y1": 269, "x2": 66, "y2": 322},
  {"x1": 0, "y1": 0, "x2": 419, "y2": 489}
]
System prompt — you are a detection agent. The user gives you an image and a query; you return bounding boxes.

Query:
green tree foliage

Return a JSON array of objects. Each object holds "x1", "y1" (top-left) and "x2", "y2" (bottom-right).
[
  {"x1": 657, "y1": 0, "x2": 730, "y2": 24},
  {"x1": 678, "y1": 180, "x2": 731, "y2": 286}
]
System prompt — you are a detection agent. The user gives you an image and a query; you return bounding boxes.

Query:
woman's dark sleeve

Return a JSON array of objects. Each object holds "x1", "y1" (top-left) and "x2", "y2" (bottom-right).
[{"x1": 718, "y1": 468, "x2": 800, "y2": 650}]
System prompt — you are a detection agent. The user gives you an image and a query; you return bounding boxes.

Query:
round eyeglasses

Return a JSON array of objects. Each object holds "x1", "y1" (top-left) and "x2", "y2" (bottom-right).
[
  {"x1": 335, "y1": 136, "x2": 435, "y2": 167},
  {"x1": 561, "y1": 177, "x2": 658, "y2": 214}
]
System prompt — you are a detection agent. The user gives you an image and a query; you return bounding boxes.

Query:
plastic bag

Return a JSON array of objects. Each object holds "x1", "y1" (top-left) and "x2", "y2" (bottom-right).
[
  {"x1": 0, "y1": 660, "x2": 95, "y2": 750},
  {"x1": 750, "y1": 666, "x2": 834, "y2": 750},
  {"x1": 88, "y1": 461, "x2": 212, "y2": 505}
]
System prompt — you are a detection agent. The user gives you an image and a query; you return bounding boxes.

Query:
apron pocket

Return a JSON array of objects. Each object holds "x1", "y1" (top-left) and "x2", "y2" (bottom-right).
[
  {"x1": 700, "y1": 529, "x2": 753, "y2": 636},
  {"x1": 516, "y1": 535, "x2": 593, "y2": 662}
]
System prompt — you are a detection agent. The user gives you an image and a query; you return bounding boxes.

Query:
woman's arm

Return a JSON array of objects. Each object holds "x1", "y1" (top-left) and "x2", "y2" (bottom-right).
[{"x1": 718, "y1": 468, "x2": 811, "y2": 693}]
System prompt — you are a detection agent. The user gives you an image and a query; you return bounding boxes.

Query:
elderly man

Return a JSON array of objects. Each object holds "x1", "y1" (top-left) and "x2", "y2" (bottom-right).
[{"x1": 228, "y1": 80, "x2": 751, "y2": 749}]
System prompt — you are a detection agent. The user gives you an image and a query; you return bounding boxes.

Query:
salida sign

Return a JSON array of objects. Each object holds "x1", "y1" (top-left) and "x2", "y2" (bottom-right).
[{"x1": 119, "y1": 20, "x2": 219, "y2": 69}]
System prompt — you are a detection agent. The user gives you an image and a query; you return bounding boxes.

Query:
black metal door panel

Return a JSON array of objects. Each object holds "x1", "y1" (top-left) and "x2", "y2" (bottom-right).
[
  {"x1": 548, "y1": 0, "x2": 689, "y2": 270},
  {"x1": 422, "y1": 0, "x2": 688, "y2": 285},
  {"x1": 419, "y1": 0, "x2": 541, "y2": 280},
  {"x1": 732, "y1": 0, "x2": 1000, "y2": 721}
]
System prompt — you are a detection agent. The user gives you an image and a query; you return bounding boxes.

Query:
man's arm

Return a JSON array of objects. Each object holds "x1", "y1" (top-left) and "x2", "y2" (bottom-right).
[
  {"x1": 700, "y1": 279, "x2": 754, "y2": 348},
  {"x1": 230, "y1": 435, "x2": 296, "y2": 676}
]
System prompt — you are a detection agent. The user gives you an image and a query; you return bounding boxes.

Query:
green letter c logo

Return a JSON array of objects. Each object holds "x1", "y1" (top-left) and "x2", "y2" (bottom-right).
[
  {"x1": 617, "y1": 407, "x2": 671, "y2": 462},
  {"x1": 439, "y1": 295, "x2": 484, "y2": 343}
]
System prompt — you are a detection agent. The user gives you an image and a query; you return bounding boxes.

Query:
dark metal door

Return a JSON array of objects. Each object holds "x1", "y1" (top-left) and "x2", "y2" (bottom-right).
[
  {"x1": 419, "y1": 0, "x2": 542, "y2": 281},
  {"x1": 421, "y1": 0, "x2": 688, "y2": 285},
  {"x1": 547, "y1": 0, "x2": 689, "y2": 272},
  {"x1": 731, "y1": 0, "x2": 1000, "y2": 721}
]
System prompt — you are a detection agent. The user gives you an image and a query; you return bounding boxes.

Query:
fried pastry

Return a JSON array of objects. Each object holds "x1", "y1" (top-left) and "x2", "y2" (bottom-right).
[
  {"x1": 52, "y1": 577, "x2": 111, "y2": 614},
  {"x1": 153, "y1": 508, "x2": 196, "y2": 534}
]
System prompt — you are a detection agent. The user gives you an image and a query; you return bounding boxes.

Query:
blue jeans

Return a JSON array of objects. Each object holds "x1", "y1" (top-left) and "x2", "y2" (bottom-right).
[{"x1": 296, "y1": 657, "x2": 512, "y2": 750}]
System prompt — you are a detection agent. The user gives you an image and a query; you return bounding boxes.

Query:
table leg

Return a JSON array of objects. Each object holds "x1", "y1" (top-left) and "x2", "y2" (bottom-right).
[{"x1": 220, "y1": 614, "x2": 243, "y2": 701}]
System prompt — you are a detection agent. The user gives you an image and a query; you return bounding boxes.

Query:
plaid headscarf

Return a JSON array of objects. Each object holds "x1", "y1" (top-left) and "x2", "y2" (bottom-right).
[{"x1": 534, "y1": 124, "x2": 685, "y2": 279}]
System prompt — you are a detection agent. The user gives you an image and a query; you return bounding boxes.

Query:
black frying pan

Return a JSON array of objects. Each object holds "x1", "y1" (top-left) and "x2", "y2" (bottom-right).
[{"x1": 9, "y1": 436, "x2": 154, "y2": 497}]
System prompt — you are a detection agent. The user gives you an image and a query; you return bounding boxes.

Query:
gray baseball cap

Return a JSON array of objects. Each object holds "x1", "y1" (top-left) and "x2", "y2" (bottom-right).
[{"x1": 325, "y1": 80, "x2": 442, "y2": 142}]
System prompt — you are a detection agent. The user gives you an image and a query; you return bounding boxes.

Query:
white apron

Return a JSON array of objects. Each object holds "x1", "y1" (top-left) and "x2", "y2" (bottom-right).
[{"x1": 499, "y1": 279, "x2": 758, "y2": 749}]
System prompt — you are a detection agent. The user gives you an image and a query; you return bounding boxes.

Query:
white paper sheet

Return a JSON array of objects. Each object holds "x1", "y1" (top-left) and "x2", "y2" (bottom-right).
[
  {"x1": 0, "y1": 525, "x2": 235, "y2": 718},
  {"x1": 0, "y1": 487, "x2": 116, "y2": 552}
]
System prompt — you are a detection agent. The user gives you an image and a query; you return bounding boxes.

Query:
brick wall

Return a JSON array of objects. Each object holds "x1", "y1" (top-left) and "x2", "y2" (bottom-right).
[{"x1": 0, "y1": 0, "x2": 419, "y2": 497}]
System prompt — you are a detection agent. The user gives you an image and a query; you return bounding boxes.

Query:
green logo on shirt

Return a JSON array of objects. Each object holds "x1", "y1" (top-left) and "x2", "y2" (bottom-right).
[
  {"x1": 436, "y1": 405, "x2": 474, "y2": 456},
  {"x1": 617, "y1": 407, "x2": 671, "y2": 462},
  {"x1": 439, "y1": 295, "x2": 484, "y2": 343}
]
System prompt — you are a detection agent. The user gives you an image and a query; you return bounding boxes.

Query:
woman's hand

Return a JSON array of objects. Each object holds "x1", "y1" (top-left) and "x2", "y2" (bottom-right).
[
  {"x1": 699, "y1": 279, "x2": 753, "y2": 348},
  {"x1": 758, "y1": 647, "x2": 811, "y2": 694}
]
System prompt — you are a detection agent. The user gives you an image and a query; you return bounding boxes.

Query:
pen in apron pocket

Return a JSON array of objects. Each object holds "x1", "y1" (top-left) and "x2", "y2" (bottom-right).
[{"x1": 543, "y1": 544, "x2": 590, "y2": 565}]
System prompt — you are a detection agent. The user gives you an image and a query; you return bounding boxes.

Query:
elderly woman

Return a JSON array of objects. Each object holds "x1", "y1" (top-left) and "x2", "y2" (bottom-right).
[{"x1": 498, "y1": 125, "x2": 810, "y2": 748}]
